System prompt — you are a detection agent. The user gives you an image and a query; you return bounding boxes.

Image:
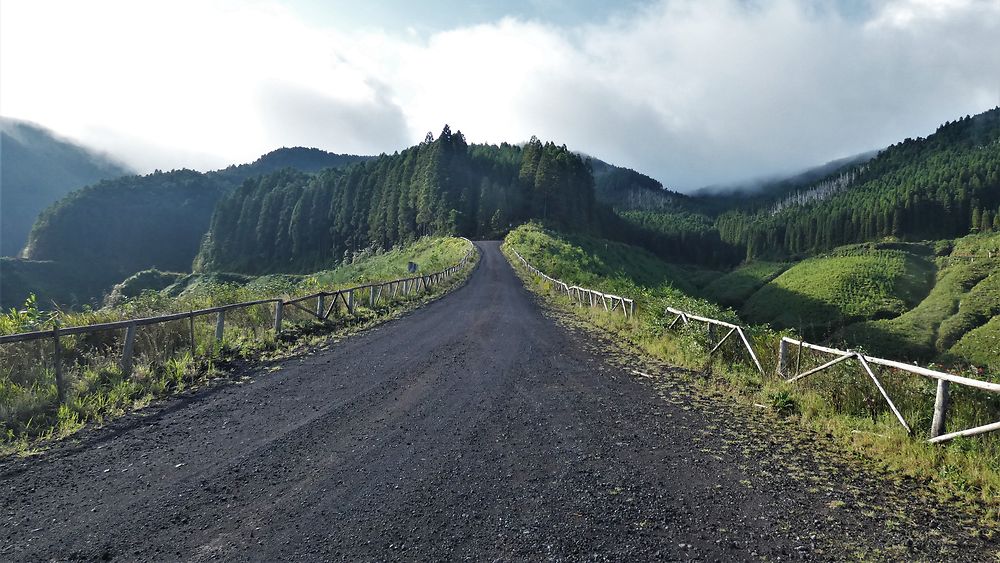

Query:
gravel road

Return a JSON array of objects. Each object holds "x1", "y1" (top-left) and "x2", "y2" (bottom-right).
[{"x1": 1, "y1": 241, "x2": 994, "y2": 561}]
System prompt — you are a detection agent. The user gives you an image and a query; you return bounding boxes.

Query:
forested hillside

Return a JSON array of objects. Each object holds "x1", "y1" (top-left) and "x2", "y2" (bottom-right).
[
  {"x1": 0, "y1": 118, "x2": 131, "y2": 256},
  {"x1": 716, "y1": 108, "x2": 1000, "y2": 260},
  {"x1": 4, "y1": 147, "x2": 369, "y2": 309},
  {"x1": 211, "y1": 147, "x2": 370, "y2": 185},
  {"x1": 23, "y1": 170, "x2": 228, "y2": 275},
  {"x1": 590, "y1": 158, "x2": 680, "y2": 210},
  {"x1": 196, "y1": 127, "x2": 599, "y2": 274}
]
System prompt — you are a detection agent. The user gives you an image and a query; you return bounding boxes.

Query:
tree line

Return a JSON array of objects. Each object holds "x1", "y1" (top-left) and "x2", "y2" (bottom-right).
[{"x1": 196, "y1": 127, "x2": 600, "y2": 274}]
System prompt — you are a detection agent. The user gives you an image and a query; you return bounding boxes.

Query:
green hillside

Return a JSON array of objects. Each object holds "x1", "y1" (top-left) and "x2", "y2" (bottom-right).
[
  {"x1": 6, "y1": 147, "x2": 368, "y2": 309},
  {"x1": 503, "y1": 223, "x2": 728, "y2": 328},
  {"x1": 701, "y1": 261, "x2": 789, "y2": 308},
  {"x1": 210, "y1": 146, "x2": 370, "y2": 185},
  {"x1": 740, "y1": 243, "x2": 935, "y2": 337},
  {"x1": 0, "y1": 118, "x2": 131, "y2": 256},
  {"x1": 23, "y1": 170, "x2": 227, "y2": 274},
  {"x1": 843, "y1": 233, "x2": 1000, "y2": 370}
]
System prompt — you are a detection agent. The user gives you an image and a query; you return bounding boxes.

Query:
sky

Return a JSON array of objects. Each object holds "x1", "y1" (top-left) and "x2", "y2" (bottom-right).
[{"x1": 1, "y1": 0, "x2": 999, "y2": 190}]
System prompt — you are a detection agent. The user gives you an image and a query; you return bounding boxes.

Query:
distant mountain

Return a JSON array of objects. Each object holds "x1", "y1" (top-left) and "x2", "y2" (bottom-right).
[
  {"x1": 589, "y1": 157, "x2": 686, "y2": 210},
  {"x1": 5, "y1": 146, "x2": 370, "y2": 309},
  {"x1": 716, "y1": 107, "x2": 1000, "y2": 260},
  {"x1": 693, "y1": 151, "x2": 878, "y2": 200},
  {"x1": 0, "y1": 118, "x2": 132, "y2": 256},
  {"x1": 210, "y1": 146, "x2": 370, "y2": 185}
]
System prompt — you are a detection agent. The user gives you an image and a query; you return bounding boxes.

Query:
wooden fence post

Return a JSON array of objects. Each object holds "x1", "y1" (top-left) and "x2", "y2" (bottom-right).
[
  {"x1": 795, "y1": 339, "x2": 803, "y2": 377},
  {"x1": 931, "y1": 379, "x2": 950, "y2": 438},
  {"x1": 273, "y1": 301, "x2": 283, "y2": 334},
  {"x1": 53, "y1": 323, "x2": 65, "y2": 404},
  {"x1": 215, "y1": 311, "x2": 225, "y2": 342},
  {"x1": 369, "y1": 286, "x2": 375, "y2": 308},
  {"x1": 121, "y1": 321, "x2": 137, "y2": 376},
  {"x1": 316, "y1": 294, "x2": 325, "y2": 318},
  {"x1": 189, "y1": 313, "x2": 197, "y2": 357},
  {"x1": 778, "y1": 339, "x2": 789, "y2": 377},
  {"x1": 347, "y1": 291, "x2": 355, "y2": 314}
]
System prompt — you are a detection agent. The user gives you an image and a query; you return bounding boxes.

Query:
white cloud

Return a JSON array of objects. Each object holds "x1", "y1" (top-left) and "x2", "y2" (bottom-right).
[{"x1": 2, "y1": 0, "x2": 998, "y2": 189}]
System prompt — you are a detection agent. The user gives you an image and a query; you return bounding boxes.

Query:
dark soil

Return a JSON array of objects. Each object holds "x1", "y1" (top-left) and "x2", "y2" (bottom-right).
[{"x1": 0, "y1": 242, "x2": 994, "y2": 561}]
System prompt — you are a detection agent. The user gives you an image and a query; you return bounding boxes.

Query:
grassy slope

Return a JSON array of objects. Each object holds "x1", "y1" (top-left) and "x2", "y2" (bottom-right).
[
  {"x1": 503, "y1": 223, "x2": 723, "y2": 316},
  {"x1": 740, "y1": 244, "x2": 935, "y2": 337},
  {"x1": 843, "y1": 233, "x2": 1000, "y2": 371},
  {"x1": 701, "y1": 261, "x2": 789, "y2": 308},
  {"x1": 0, "y1": 236, "x2": 471, "y2": 450}
]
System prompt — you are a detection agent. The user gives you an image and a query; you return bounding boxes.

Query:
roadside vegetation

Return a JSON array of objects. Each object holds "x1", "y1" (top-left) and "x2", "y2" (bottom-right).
[
  {"x1": 504, "y1": 223, "x2": 999, "y2": 526},
  {"x1": 0, "y1": 237, "x2": 473, "y2": 455}
]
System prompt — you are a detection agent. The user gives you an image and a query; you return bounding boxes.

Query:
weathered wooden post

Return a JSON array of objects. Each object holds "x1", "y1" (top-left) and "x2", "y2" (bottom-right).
[
  {"x1": 795, "y1": 339, "x2": 803, "y2": 377},
  {"x1": 369, "y1": 286, "x2": 375, "y2": 308},
  {"x1": 347, "y1": 291, "x2": 355, "y2": 314},
  {"x1": 708, "y1": 323, "x2": 716, "y2": 347},
  {"x1": 316, "y1": 294, "x2": 325, "y2": 318},
  {"x1": 189, "y1": 313, "x2": 197, "y2": 357},
  {"x1": 53, "y1": 322, "x2": 65, "y2": 404},
  {"x1": 931, "y1": 379, "x2": 950, "y2": 438},
  {"x1": 215, "y1": 311, "x2": 225, "y2": 342},
  {"x1": 273, "y1": 301, "x2": 283, "y2": 334},
  {"x1": 778, "y1": 339, "x2": 789, "y2": 377},
  {"x1": 121, "y1": 321, "x2": 137, "y2": 376}
]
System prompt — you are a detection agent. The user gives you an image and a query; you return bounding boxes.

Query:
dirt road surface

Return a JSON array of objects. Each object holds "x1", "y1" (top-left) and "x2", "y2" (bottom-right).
[{"x1": 1, "y1": 242, "x2": 993, "y2": 561}]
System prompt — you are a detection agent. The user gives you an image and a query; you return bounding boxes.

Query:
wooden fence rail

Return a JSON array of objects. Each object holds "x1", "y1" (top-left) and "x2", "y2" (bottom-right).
[
  {"x1": 510, "y1": 250, "x2": 635, "y2": 318},
  {"x1": 0, "y1": 239, "x2": 477, "y2": 401},
  {"x1": 663, "y1": 304, "x2": 1000, "y2": 444},
  {"x1": 664, "y1": 306, "x2": 764, "y2": 375},
  {"x1": 778, "y1": 336, "x2": 1000, "y2": 444}
]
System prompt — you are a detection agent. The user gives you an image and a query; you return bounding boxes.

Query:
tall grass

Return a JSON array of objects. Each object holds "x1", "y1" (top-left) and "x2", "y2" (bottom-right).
[
  {"x1": 504, "y1": 224, "x2": 999, "y2": 524},
  {"x1": 0, "y1": 237, "x2": 472, "y2": 454}
]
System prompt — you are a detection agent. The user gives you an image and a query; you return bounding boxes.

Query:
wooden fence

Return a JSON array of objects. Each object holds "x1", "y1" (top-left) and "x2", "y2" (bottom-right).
[
  {"x1": 0, "y1": 240, "x2": 477, "y2": 403},
  {"x1": 510, "y1": 250, "x2": 635, "y2": 318},
  {"x1": 778, "y1": 336, "x2": 1000, "y2": 444},
  {"x1": 665, "y1": 305, "x2": 1000, "y2": 444},
  {"x1": 665, "y1": 306, "x2": 764, "y2": 375}
]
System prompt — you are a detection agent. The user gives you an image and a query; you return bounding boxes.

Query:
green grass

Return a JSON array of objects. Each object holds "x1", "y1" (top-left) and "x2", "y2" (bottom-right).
[
  {"x1": 701, "y1": 261, "x2": 789, "y2": 308},
  {"x1": 0, "y1": 236, "x2": 473, "y2": 453},
  {"x1": 843, "y1": 233, "x2": 1000, "y2": 371},
  {"x1": 504, "y1": 223, "x2": 727, "y2": 314},
  {"x1": 741, "y1": 244, "x2": 935, "y2": 338},
  {"x1": 950, "y1": 316, "x2": 1000, "y2": 371},
  {"x1": 504, "y1": 226, "x2": 999, "y2": 523}
]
